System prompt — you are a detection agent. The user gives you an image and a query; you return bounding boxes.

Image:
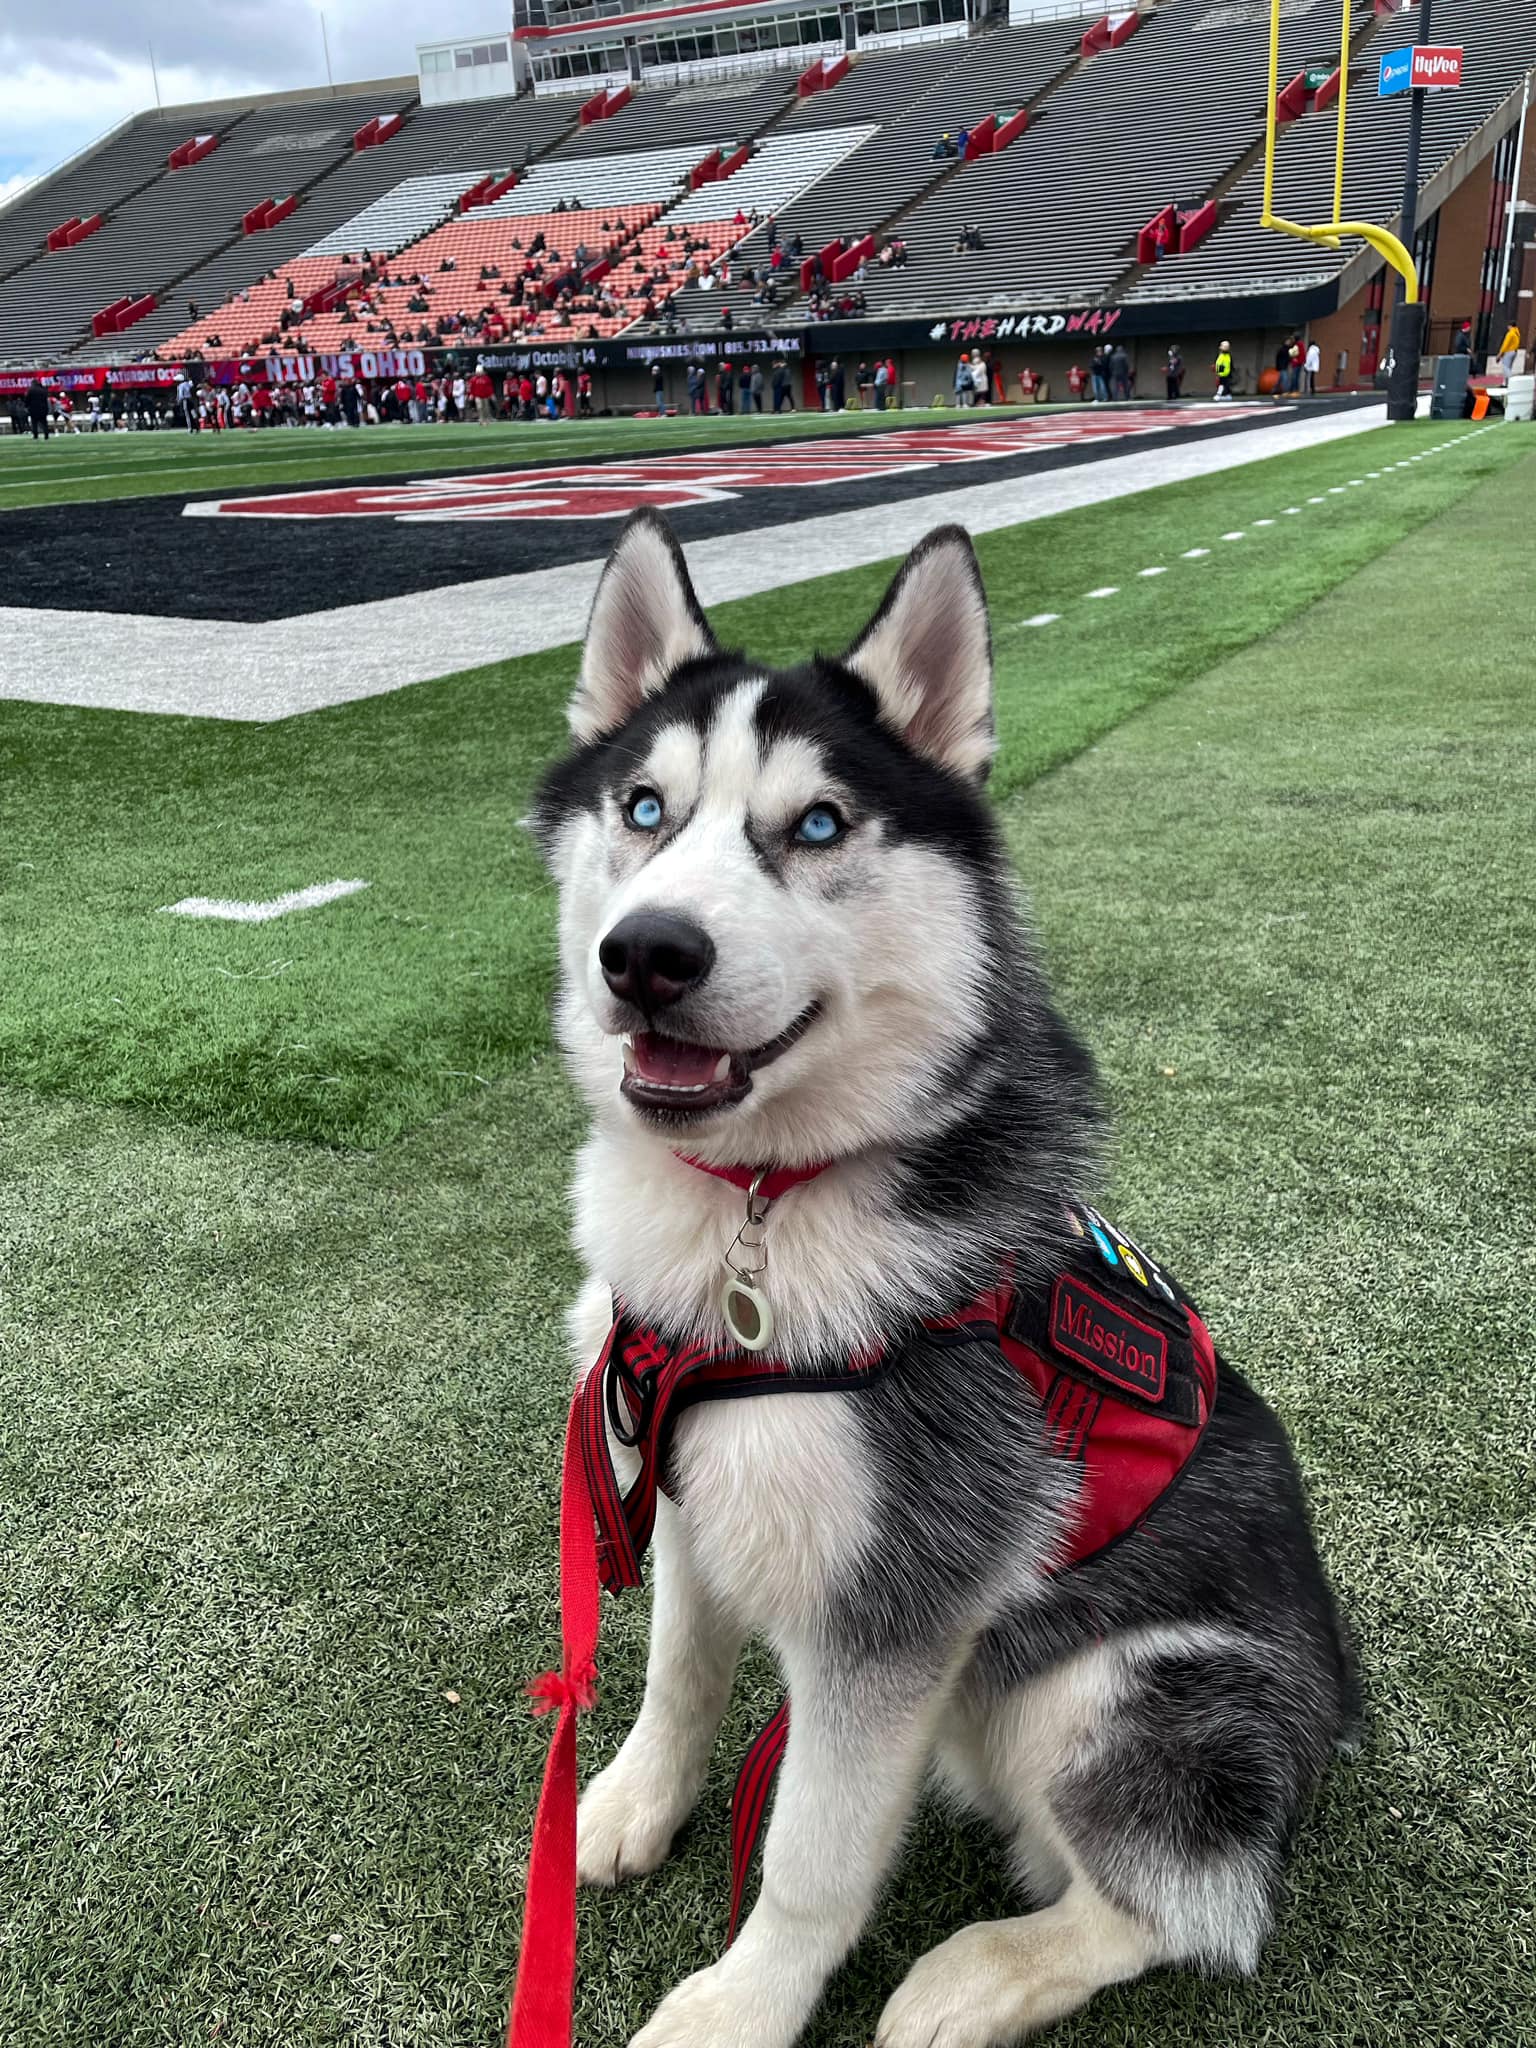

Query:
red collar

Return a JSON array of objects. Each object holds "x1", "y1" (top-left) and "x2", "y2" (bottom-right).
[{"x1": 674, "y1": 1155, "x2": 834, "y2": 1202}]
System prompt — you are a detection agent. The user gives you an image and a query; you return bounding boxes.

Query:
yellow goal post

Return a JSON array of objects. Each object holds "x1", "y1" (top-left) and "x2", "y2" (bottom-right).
[{"x1": 1260, "y1": 0, "x2": 1420, "y2": 301}]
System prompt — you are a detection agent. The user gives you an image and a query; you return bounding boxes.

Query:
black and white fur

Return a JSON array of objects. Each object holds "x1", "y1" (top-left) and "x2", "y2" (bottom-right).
[{"x1": 532, "y1": 511, "x2": 1356, "y2": 2048}]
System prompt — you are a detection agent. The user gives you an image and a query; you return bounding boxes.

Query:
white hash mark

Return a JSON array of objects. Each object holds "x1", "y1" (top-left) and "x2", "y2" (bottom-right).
[
  {"x1": 1139, "y1": 566, "x2": 1168, "y2": 576},
  {"x1": 1182, "y1": 547, "x2": 1211, "y2": 558},
  {"x1": 1024, "y1": 612, "x2": 1060, "y2": 627},
  {"x1": 160, "y1": 879, "x2": 371, "y2": 923},
  {"x1": 1253, "y1": 518, "x2": 1276, "y2": 526},
  {"x1": 1085, "y1": 586, "x2": 1120, "y2": 598},
  {"x1": 1220, "y1": 531, "x2": 1246, "y2": 540}
]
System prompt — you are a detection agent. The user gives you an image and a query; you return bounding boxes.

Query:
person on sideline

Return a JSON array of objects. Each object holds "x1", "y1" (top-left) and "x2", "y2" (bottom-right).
[
  {"x1": 1496, "y1": 321, "x2": 1523, "y2": 376},
  {"x1": 24, "y1": 378, "x2": 51, "y2": 439},
  {"x1": 1213, "y1": 340, "x2": 1234, "y2": 400},
  {"x1": 1165, "y1": 345, "x2": 1185, "y2": 400},
  {"x1": 1304, "y1": 338, "x2": 1321, "y2": 395}
]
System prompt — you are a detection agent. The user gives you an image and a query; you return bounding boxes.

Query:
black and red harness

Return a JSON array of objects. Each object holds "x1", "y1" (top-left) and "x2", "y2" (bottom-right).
[{"x1": 507, "y1": 1175, "x2": 1218, "y2": 2048}]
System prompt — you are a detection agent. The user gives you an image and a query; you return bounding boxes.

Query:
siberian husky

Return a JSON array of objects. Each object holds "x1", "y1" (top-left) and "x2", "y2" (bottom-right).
[{"x1": 530, "y1": 510, "x2": 1356, "y2": 2047}]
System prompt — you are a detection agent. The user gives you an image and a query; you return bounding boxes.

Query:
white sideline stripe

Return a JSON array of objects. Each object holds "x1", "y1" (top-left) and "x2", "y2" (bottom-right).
[
  {"x1": 160, "y1": 878, "x2": 369, "y2": 922},
  {"x1": 0, "y1": 406, "x2": 1389, "y2": 723}
]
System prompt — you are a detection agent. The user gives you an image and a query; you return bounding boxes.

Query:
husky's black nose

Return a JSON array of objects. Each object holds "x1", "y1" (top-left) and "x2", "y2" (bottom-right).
[{"x1": 599, "y1": 911, "x2": 715, "y2": 1011}]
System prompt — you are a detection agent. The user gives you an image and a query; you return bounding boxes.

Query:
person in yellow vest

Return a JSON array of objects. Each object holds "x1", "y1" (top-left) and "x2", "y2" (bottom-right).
[
  {"x1": 1497, "y1": 322, "x2": 1524, "y2": 376},
  {"x1": 1213, "y1": 341, "x2": 1234, "y2": 401}
]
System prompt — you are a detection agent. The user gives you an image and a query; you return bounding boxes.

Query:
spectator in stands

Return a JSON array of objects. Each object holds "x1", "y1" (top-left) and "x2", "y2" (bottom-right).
[
  {"x1": 933, "y1": 134, "x2": 959, "y2": 160},
  {"x1": 957, "y1": 128, "x2": 971, "y2": 157},
  {"x1": 766, "y1": 216, "x2": 779, "y2": 251},
  {"x1": 721, "y1": 306, "x2": 734, "y2": 332},
  {"x1": 23, "y1": 379, "x2": 51, "y2": 440},
  {"x1": 1212, "y1": 340, "x2": 1234, "y2": 400},
  {"x1": 954, "y1": 353, "x2": 975, "y2": 407},
  {"x1": 1165, "y1": 345, "x2": 1185, "y2": 401},
  {"x1": 787, "y1": 233, "x2": 804, "y2": 260},
  {"x1": 771, "y1": 358, "x2": 792, "y2": 412},
  {"x1": 954, "y1": 225, "x2": 985, "y2": 254}
]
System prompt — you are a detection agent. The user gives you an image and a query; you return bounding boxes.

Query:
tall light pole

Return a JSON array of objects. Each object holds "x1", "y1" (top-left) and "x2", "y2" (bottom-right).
[{"x1": 1386, "y1": 0, "x2": 1433, "y2": 420}]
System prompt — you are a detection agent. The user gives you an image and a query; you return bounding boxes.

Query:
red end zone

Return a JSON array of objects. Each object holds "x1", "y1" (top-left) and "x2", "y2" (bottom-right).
[{"x1": 184, "y1": 410, "x2": 1269, "y2": 524}]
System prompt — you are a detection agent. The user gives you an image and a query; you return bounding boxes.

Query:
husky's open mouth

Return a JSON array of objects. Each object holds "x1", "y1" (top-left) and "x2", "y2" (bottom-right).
[{"x1": 620, "y1": 1001, "x2": 822, "y2": 1119}]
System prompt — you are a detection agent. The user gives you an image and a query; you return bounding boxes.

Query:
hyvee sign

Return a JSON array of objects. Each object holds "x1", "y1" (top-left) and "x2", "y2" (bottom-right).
[{"x1": 1379, "y1": 43, "x2": 1463, "y2": 95}]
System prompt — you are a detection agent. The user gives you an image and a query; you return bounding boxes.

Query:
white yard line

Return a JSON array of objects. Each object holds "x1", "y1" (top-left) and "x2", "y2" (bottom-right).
[
  {"x1": 0, "y1": 406, "x2": 1397, "y2": 723},
  {"x1": 160, "y1": 878, "x2": 369, "y2": 922}
]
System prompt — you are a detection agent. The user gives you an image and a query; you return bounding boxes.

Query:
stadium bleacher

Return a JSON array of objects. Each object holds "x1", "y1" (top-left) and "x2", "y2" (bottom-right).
[
  {"x1": 1127, "y1": 0, "x2": 1536, "y2": 304},
  {"x1": 127, "y1": 91, "x2": 585, "y2": 354},
  {"x1": 640, "y1": 20, "x2": 1088, "y2": 332},
  {"x1": 826, "y1": 0, "x2": 1369, "y2": 315},
  {"x1": 549, "y1": 71, "x2": 799, "y2": 159},
  {"x1": 2, "y1": 3, "x2": 1532, "y2": 375},
  {"x1": 0, "y1": 92, "x2": 413, "y2": 361}
]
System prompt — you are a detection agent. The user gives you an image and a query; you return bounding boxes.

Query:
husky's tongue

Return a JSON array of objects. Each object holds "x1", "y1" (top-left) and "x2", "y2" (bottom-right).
[{"x1": 630, "y1": 1032, "x2": 730, "y2": 1091}]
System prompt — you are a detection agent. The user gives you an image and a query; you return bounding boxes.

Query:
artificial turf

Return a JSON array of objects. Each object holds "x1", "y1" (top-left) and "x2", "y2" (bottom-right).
[
  {"x1": 0, "y1": 404, "x2": 1054, "y2": 514},
  {"x1": 0, "y1": 439, "x2": 1531, "y2": 2045},
  {"x1": 0, "y1": 417, "x2": 1523, "y2": 1148}
]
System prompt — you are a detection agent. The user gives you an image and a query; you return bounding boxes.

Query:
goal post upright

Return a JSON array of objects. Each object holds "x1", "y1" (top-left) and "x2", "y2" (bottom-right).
[{"x1": 1259, "y1": 0, "x2": 1422, "y2": 415}]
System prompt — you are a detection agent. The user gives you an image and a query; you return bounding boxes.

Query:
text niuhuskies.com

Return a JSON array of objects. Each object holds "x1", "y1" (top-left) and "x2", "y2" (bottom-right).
[{"x1": 524, "y1": 509, "x2": 1356, "y2": 2047}]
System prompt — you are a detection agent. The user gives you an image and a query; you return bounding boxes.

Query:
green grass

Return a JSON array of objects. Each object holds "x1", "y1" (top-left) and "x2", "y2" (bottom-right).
[
  {"x1": 0, "y1": 418, "x2": 1524, "y2": 1147},
  {"x1": 1, "y1": 445, "x2": 1531, "y2": 2046},
  {"x1": 0, "y1": 404, "x2": 1058, "y2": 512}
]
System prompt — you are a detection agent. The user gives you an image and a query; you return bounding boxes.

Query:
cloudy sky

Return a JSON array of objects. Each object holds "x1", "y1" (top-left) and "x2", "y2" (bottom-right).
[{"x1": 0, "y1": 2, "x2": 505, "y2": 202}]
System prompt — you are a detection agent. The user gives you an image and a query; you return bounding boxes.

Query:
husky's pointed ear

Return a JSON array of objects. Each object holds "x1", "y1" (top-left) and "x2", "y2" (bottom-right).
[
  {"x1": 570, "y1": 510, "x2": 717, "y2": 741},
  {"x1": 842, "y1": 526, "x2": 994, "y2": 781}
]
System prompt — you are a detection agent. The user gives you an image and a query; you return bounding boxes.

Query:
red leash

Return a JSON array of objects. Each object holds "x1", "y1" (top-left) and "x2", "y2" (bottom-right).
[{"x1": 506, "y1": 1361, "x2": 604, "y2": 2048}]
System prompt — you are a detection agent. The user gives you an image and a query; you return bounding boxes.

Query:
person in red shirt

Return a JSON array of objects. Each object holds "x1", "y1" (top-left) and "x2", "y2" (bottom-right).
[
  {"x1": 412, "y1": 378, "x2": 429, "y2": 423},
  {"x1": 252, "y1": 383, "x2": 274, "y2": 425},
  {"x1": 319, "y1": 372, "x2": 338, "y2": 425},
  {"x1": 468, "y1": 364, "x2": 495, "y2": 423},
  {"x1": 577, "y1": 368, "x2": 593, "y2": 417},
  {"x1": 517, "y1": 374, "x2": 535, "y2": 421},
  {"x1": 393, "y1": 376, "x2": 411, "y2": 421}
]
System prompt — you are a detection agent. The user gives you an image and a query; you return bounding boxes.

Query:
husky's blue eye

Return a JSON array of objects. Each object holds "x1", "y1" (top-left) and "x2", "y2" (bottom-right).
[
  {"x1": 626, "y1": 790, "x2": 664, "y2": 831},
  {"x1": 795, "y1": 806, "x2": 843, "y2": 846}
]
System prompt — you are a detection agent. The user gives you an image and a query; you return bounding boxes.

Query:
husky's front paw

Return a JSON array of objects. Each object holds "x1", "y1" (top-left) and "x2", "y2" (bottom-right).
[
  {"x1": 630, "y1": 1962, "x2": 795, "y2": 2048},
  {"x1": 576, "y1": 1757, "x2": 688, "y2": 1887}
]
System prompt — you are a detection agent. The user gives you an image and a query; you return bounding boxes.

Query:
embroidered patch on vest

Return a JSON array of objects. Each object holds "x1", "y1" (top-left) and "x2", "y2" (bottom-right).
[{"x1": 1049, "y1": 1273, "x2": 1168, "y2": 1402}]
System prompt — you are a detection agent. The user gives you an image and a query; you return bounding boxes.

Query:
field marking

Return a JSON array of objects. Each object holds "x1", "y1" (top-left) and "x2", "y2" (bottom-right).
[
  {"x1": 1024, "y1": 612, "x2": 1060, "y2": 626},
  {"x1": 160, "y1": 879, "x2": 370, "y2": 923},
  {"x1": 1085, "y1": 585, "x2": 1120, "y2": 598},
  {"x1": 1139, "y1": 565, "x2": 1168, "y2": 576},
  {"x1": 1182, "y1": 546, "x2": 1212, "y2": 558},
  {"x1": 0, "y1": 406, "x2": 1394, "y2": 722},
  {"x1": 1220, "y1": 530, "x2": 1246, "y2": 540}
]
